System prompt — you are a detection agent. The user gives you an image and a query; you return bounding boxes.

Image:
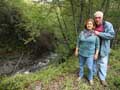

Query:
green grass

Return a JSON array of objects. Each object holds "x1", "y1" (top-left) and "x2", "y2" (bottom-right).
[{"x1": 0, "y1": 49, "x2": 120, "y2": 90}]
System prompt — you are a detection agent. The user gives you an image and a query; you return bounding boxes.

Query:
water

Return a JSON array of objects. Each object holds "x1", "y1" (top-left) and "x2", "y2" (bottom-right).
[{"x1": 0, "y1": 53, "x2": 58, "y2": 75}]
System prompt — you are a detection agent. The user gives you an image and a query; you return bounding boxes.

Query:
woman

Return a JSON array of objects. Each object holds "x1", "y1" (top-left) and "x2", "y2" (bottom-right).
[{"x1": 75, "y1": 19, "x2": 100, "y2": 85}]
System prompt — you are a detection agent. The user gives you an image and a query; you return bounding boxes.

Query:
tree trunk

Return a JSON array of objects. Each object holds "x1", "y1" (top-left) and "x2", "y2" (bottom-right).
[
  {"x1": 88, "y1": 0, "x2": 93, "y2": 18},
  {"x1": 77, "y1": 0, "x2": 84, "y2": 34},
  {"x1": 69, "y1": 0, "x2": 77, "y2": 37}
]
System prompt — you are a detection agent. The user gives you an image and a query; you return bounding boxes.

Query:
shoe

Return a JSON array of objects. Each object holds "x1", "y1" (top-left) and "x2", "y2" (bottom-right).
[
  {"x1": 89, "y1": 80, "x2": 94, "y2": 85},
  {"x1": 77, "y1": 77, "x2": 81, "y2": 81},
  {"x1": 101, "y1": 80, "x2": 107, "y2": 87}
]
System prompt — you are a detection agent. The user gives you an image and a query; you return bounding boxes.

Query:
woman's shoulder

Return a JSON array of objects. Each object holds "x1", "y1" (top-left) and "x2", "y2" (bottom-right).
[
  {"x1": 81, "y1": 29, "x2": 86, "y2": 32},
  {"x1": 79, "y1": 29, "x2": 86, "y2": 34}
]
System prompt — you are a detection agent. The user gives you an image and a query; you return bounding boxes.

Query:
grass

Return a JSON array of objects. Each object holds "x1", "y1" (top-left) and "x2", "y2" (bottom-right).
[{"x1": 0, "y1": 49, "x2": 120, "y2": 90}]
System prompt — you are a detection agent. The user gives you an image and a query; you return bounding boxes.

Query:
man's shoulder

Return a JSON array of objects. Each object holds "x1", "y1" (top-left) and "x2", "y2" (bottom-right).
[{"x1": 104, "y1": 21, "x2": 113, "y2": 26}]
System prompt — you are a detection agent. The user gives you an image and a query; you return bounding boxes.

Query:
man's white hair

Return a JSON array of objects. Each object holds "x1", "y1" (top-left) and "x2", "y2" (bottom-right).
[{"x1": 94, "y1": 11, "x2": 103, "y2": 17}]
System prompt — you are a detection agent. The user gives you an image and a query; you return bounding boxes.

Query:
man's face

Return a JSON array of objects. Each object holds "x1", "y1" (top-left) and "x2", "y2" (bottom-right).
[{"x1": 94, "y1": 16, "x2": 103, "y2": 25}]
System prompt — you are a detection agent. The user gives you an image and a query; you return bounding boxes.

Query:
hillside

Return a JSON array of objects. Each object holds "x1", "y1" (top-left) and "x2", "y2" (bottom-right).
[{"x1": 0, "y1": 49, "x2": 120, "y2": 90}]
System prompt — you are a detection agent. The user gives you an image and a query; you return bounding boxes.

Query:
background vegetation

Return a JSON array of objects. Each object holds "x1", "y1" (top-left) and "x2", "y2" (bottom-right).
[
  {"x1": 0, "y1": 0, "x2": 120, "y2": 90},
  {"x1": 0, "y1": 49, "x2": 120, "y2": 90},
  {"x1": 0, "y1": 0, "x2": 119, "y2": 58}
]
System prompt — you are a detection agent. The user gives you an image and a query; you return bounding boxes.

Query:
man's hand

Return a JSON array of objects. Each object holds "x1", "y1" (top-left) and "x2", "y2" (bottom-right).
[{"x1": 94, "y1": 31, "x2": 100, "y2": 35}]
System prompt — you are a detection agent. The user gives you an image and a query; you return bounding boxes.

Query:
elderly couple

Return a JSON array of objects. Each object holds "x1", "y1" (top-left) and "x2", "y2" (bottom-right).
[{"x1": 75, "y1": 11, "x2": 115, "y2": 86}]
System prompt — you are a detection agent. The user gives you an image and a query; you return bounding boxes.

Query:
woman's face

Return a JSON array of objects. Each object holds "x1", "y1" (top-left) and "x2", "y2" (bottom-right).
[{"x1": 86, "y1": 21, "x2": 94, "y2": 30}]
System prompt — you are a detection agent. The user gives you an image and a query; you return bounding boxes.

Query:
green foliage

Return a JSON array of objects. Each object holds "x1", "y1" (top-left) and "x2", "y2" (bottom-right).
[
  {"x1": 0, "y1": 57, "x2": 78, "y2": 90},
  {"x1": 0, "y1": 49, "x2": 120, "y2": 90},
  {"x1": 16, "y1": 2, "x2": 58, "y2": 45},
  {"x1": 0, "y1": 0, "x2": 28, "y2": 52},
  {"x1": 0, "y1": 0, "x2": 119, "y2": 89},
  {"x1": 0, "y1": 0, "x2": 58, "y2": 54},
  {"x1": 113, "y1": 77, "x2": 120, "y2": 89},
  {"x1": 0, "y1": 0, "x2": 119, "y2": 57}
]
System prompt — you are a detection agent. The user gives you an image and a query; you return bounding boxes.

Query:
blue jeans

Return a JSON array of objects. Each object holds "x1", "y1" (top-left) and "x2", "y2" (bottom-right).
[
  {"x1": 79, "y1": 55, "x2": 93, "y2": 80},
  {"x1": 93, "y1": 55, "x2": 109, "y2": 80}
]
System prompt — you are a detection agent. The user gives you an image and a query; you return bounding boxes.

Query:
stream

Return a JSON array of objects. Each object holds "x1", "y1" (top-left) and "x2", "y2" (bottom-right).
[{"x1": 0, "y1": 52, "x2": 58, "y2": 76}]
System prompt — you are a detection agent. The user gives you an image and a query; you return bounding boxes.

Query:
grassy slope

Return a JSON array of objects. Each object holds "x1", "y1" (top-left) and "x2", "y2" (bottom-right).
[{"x1": 0, "y1": 49, "x2": 120, "y2": 90}]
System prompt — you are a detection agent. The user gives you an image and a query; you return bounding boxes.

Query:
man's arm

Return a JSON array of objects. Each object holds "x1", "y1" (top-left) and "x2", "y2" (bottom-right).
[{"x1": 95, "y1": 23, "x2": 115, "y2": 39}]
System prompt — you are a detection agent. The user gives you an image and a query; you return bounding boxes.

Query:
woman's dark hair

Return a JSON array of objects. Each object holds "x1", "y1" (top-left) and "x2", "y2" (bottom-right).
[{"x1": 84, "y1": 18, "x2": 96, "y2": 30}]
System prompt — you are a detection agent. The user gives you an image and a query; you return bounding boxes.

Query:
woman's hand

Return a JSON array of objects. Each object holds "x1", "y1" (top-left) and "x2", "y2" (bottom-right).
[
  {"x1": 75, "y1": 48, "x2": 78, "y2": 57},
  {"x1": 94, "y1": 53, "x2": 98, "y2": 60}
]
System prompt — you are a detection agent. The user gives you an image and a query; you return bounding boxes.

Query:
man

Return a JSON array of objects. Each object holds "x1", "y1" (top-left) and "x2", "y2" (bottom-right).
[{"x1": 93, "y1": 11, "x2": 115, "y2": 86}]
